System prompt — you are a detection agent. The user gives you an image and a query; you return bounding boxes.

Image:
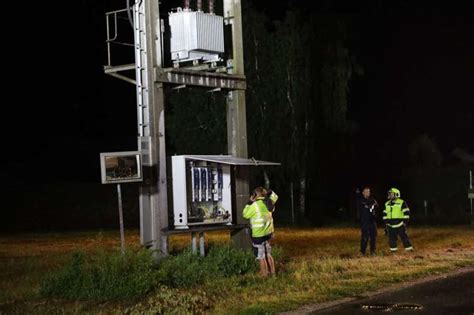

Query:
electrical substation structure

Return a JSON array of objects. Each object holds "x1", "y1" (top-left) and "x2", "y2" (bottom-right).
[{"x1": 102, "y1": 0, "x2": 279, "y2": 258}]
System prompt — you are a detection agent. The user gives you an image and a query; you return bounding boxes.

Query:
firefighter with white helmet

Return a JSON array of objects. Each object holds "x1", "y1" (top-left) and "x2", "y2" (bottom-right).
[{"x1": 383, "y1": 187, "x2": 414, "y2": 252}]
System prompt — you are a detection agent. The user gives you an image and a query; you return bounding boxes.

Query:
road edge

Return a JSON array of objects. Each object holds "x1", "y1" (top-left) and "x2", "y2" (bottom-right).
[{"x1": 280, "y1": 266, "x2": 474, "y2": 315}]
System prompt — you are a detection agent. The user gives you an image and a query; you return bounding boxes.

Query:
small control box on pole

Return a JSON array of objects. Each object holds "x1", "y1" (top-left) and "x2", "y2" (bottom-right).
[{"x1": 100, "y1": 151, "x2": 143, "y2": 253}]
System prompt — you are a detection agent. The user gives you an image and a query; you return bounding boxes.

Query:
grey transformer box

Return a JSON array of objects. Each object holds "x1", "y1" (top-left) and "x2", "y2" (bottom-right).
[
  {"x1": 168, "y1": 8, "x2": 224, "y2": 63},
  {"x1": 171, "y1": 155, "x2": 281, "y2": 229}
]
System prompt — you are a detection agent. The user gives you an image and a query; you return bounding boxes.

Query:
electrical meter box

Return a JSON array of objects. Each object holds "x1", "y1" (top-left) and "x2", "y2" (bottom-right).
[
  {"x1": 100, "y1": 151, "x2": 142, "y2": 184},
  {"x1": 171, "y1": 155, "x2": 281, "y2": 229},
  {"x1": 172, "y1": 155, "x2": 232, "y2": 228}
]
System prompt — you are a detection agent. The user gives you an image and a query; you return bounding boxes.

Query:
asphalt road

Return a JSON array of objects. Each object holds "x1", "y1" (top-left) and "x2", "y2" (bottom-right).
[{"x1": 312, "y1": 270, "x2": 474, "y2": 315}]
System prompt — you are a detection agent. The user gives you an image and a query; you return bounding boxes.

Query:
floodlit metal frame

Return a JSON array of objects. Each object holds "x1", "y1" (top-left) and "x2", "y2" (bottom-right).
[
  {"x1": 103, "y1": 4, "x2": 247, "y2": 91},
  {"x1": 156, "y1": 68, "x2": 246, "y2": 90},
  {"x1": 102, "y1": 0, "x2": 263, "y2": 257}
]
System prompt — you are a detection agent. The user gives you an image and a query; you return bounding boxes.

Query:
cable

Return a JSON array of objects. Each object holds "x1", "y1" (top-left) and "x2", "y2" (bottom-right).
[{"x1": 126, "y1": 0, "x2": 135, "y2": 29}]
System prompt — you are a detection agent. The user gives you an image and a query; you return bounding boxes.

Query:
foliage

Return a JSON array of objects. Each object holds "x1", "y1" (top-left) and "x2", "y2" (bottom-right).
[
  {"x1": 401, "y1": 165, "x2": 472, "y2": 224},
  {"x1": 2, "y1": 228, "x2": 474, "y2": 314},
  {"x1": 408, "y1": 134, "x2": 443, "y2": 168},
  {"x1": 125, "y1": 285, "x2": 212, "y2": 315},
  {"x1": 162, "y1": 1, "x2": 360, "y2": 224},
  {"x1": 40, "y1": 249, "x2": 158, "y2": 299},
  {"x1": 166, "y1": 88, "x2": 227, "y2": 155},
  {"x1": 157, "y1": 246, "x2": 258, "y2": 287},
  {"x1": 242, "y1": 2, "x2": 359, "y2": 221}
]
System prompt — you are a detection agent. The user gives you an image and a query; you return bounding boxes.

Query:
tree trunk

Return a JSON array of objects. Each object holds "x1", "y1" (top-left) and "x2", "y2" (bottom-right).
[{"x1": 299, "y1": 177, "x2": 306, "y2": 217}]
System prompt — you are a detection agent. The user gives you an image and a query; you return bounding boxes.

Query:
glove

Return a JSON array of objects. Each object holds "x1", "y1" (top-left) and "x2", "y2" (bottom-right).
[{"x1": 247, "y1": 194, "x2": 256, "y2": 205}]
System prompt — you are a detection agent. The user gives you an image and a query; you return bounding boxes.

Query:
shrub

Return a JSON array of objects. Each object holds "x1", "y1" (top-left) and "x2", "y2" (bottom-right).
[
  {"x1": 40, "y1": 244, "x2": 283, "y2": 300},
  {"x1": 156, "y1": 249, "x2": 208, "y2": 287},
  {"x1": 40, "y1": 249, "x2": 158, "y2": 299},
  {"x1": 157, "y1": 246, "x2": 258, "y2": 287},
  {"x1": 205, "y1": 245, "x2": 258, "y2": 276}
]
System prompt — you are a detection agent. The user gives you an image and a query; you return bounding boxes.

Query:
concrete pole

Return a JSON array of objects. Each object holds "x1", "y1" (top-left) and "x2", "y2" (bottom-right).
[
  {"x1": 137, "y1": 0, "x2": 169, "y2": 259},
  {"x1": 224, "y1": 0, "x2": 251, "y2": 250}
]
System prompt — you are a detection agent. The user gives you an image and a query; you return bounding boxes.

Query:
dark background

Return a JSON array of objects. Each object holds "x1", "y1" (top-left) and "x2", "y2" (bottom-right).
[{"x1": 2, "y1": 0, "x2": 473, "y2": 231}]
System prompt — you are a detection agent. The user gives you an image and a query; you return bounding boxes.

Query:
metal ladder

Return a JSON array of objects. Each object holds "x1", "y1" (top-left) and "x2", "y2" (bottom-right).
[
  {"x1": 134, "y1": 2, "x2": 148, "y2": 139},
  {"x1": 133, "y1": 1, "x2": 157, "y2": 248}
]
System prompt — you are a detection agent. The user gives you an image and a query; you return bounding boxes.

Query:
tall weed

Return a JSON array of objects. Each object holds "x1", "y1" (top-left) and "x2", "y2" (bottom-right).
[
  {"x1": 157, "y1": 245, "x2": 259, "y2": 287},
  {"x1": 40, "y1": 249, "x2": 158, "y2": 299}
]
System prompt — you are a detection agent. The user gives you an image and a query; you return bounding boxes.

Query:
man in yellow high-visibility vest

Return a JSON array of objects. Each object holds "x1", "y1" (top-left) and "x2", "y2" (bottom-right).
[
  {"x1": 243, "y1": 187, "x2": 278, "y2": 277},
  {"x1": 383, "y1": 187, "x2": 414, "y2": 252}
]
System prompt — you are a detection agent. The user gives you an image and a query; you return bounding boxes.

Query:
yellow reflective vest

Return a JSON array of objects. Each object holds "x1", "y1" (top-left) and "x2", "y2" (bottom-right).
[
  {"x1": 383, "y1": 198, "x2": 410, "y2": 228},
  {"x1": 243, "y1": 192, "x2": 278, "y2": 237}
]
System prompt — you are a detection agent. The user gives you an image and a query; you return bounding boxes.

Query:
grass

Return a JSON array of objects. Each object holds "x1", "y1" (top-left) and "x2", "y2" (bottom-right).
[
  {"x1": 39, "y1": 249, "x2": 159, "y2": 299},
  {"x1": 0, "y1": 226, "x2": 473, "y2": 314}
]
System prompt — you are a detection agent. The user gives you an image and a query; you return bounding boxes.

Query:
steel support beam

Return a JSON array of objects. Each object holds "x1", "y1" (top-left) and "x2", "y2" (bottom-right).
[
  {"x1": 106, "y1": 73, "x2": 136, "y2": 85},
  {"x1": 104, "y1": 63, "x2": 136, "y2": 73},
  {"x1": 155, "y1": 68, "x2": 246, "y2": 90}
]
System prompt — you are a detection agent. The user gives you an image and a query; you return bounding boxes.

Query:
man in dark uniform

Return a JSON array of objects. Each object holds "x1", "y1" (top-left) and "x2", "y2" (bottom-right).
[{"x1": 356, "y1": 187, "x2": 378, "y2": 255}]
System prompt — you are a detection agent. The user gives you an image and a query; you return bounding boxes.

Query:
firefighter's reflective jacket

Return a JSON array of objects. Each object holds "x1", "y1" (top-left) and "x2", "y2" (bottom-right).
[{"x1": 383, "y1": 198, "x2": 410, "y2": 228}]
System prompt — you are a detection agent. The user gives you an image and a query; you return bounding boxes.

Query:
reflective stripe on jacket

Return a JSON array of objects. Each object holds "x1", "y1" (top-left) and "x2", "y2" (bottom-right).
[
  {"x1": 383, "y1": 198, "x2": 410, "y2": 228},
  {"x1": 268, "y1": 190, "x2": 278, "y2": 206},
  {"x1": 243, "y1": 198, "x2": 273, "y2": 238}
]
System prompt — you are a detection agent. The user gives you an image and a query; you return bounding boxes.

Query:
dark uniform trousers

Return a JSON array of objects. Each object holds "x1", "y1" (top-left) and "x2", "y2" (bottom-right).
[
  {"x1": 361, "y1": 223, "x2": 377, "y2": 254},
  {"x1": 388, "y1": 225, "x2": 412, "y2": 250}
]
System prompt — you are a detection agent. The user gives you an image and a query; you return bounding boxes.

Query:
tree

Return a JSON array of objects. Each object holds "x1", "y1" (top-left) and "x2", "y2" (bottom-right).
[
  {"x1": 243, "y1": 2, "x2": 358, "y2": 223},
  {"x1": 166, "y1": 88, "x2": 227, "y2": 155},
  {"x1": 408, "y1": 134, "x2": 443, "y2": 168}
]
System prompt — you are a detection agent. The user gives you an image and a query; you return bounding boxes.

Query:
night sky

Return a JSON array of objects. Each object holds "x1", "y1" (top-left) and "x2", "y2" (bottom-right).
[
  {"x1": 2, "y1": 1, "x2": 473, "y2": 229},
  {"x1": 349, "y1": 8, "x2": 474, "y2": 186}
]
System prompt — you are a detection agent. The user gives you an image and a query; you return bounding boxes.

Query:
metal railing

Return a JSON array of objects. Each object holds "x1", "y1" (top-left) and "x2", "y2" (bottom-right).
[{"x1": 105, "y1": 8, "x2": 135, "y2": 68}]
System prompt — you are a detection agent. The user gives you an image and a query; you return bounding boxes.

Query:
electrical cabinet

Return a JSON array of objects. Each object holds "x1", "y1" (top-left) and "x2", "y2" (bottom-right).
[
  {"x1": 172, "y1": 156, "x2": 232, "y2": 228},
  {"x1": 171, "y1": 155, "x2": 281, "y2": 229}
]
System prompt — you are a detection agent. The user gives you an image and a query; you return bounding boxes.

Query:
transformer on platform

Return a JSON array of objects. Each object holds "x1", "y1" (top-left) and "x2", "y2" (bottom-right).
[{"x1": 168, "y1": 8, "x2": 224, "y2": 63}]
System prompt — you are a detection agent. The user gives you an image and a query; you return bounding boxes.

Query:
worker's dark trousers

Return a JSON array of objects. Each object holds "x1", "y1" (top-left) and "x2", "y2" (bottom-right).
[
  {"x1": 360, "y1": 223, "x2": 377, "y2": 254},
  {"x1": 388, "y1": 225, "x2": 412, "y2": 250}
]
